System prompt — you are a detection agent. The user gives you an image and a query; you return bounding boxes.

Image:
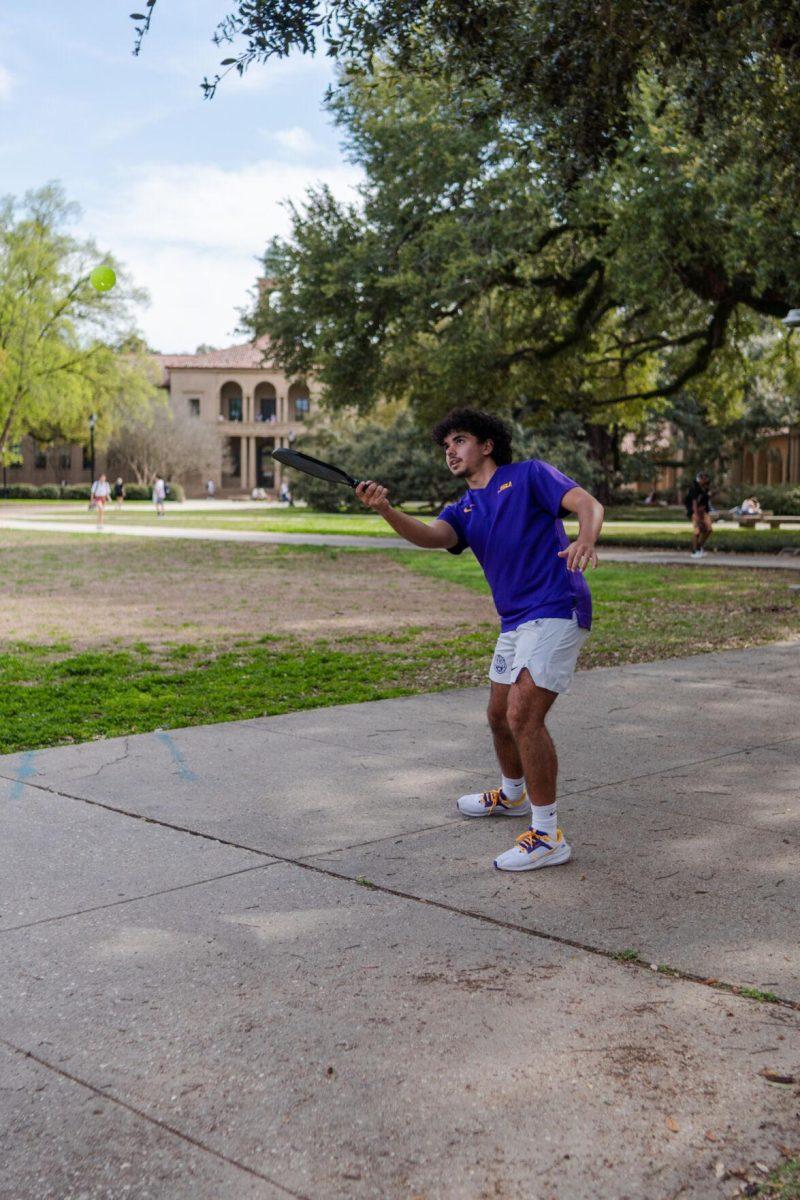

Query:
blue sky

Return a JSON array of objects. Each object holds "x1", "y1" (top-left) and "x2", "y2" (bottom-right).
[{"x1": 1, "y1": 1, "x2": 361, "y2": 351}]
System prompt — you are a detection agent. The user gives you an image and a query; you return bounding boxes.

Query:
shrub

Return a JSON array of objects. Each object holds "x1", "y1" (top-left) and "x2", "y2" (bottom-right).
[
  {"x1": 722, "y1": 484, "x2": 800, "y2": 515},
  {"x1": 0, "y1": 482, "x2": 184, "y2": 501},
  {"x1": 1, "y1": 483, "x2": 37, "y2": 498}
]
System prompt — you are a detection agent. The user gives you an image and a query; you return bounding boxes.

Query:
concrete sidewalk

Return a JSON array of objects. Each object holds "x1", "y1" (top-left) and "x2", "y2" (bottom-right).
[
  {"x1": 2, "y1": 513, "x2": 800, "y2": 569},
  {"x1": 1, "y1": 643, "x2": 798, "y2": 1199}
]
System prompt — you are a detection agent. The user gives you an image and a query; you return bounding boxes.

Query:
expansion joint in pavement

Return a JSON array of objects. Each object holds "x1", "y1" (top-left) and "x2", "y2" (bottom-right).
[
  {"x1": 0, "y1": 861, "x2": 282, "y2": 933},
  {"x1": 5, "y1": 775, "x2": 800, "y2": 1013},
  {"x1": 0, "y1": 1038, "x2": 313, "y2": 1200}
]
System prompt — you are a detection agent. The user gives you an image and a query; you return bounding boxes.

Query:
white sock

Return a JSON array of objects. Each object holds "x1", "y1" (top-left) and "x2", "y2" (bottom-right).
[
  {"x1": 532, "y1": 803, "x2": 557, "y2": 839},
  {"x1": 501, "y1": 775, "x2": 525, "y2": 802}
]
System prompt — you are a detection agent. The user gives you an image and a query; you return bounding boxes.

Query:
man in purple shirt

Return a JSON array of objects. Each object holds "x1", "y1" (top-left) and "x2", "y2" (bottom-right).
[{"x1": 356, "y1": 408, "x2": 604, "y2": 873}]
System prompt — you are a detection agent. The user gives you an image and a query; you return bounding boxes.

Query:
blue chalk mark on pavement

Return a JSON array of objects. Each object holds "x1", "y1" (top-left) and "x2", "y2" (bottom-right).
[
  {"x1": 10, "y1": 751, "x2": 37, "y2": 799},
  {"x1": 156, "y1": 731, "x2": 198, "y2": 782}
]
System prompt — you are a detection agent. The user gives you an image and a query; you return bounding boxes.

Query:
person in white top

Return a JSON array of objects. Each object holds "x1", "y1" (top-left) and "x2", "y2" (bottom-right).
[
  {"x1": 90, "y1": 474, "x2": 111, "y2": 528},
  {"x1": 152, "y1": 475, "x2": 167, "y2": 516}
]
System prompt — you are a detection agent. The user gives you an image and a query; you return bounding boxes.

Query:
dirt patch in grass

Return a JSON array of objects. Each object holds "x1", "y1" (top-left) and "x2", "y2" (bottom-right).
[{"x1": 0, "y1": 532, "x2": 497, "y2": 650}]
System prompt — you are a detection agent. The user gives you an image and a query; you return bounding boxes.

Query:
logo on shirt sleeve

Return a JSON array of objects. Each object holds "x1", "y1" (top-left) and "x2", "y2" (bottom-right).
[
  {"x1": 462, "y1": 505, "x2": 473, "y2": 513},
  {"x1": 498, "y1": 481, "x2": 513, "y2": 493}
]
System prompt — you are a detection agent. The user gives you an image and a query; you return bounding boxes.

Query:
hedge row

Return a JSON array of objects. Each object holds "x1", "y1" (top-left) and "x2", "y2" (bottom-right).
[
  {"x1": 599, "y1": 527, "x2": 800, "y2": 554},
  {"x1": 0, "y1": 482, "x2": 185, "y2": 502}
]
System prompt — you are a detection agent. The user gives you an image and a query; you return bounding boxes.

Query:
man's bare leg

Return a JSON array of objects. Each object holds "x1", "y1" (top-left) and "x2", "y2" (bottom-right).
[
  {"x1": 487, "y1": 681, "x2": 524, "y2": 779},
  {"x1": 493, "y1": 667, "x2": 571, "y2": 869},
  {"x1": 456, "y1": 682, "x2": 528, "y2": 815},
  {"x1": 506, "y1": 668, "x2": 559, "y2": 814}
]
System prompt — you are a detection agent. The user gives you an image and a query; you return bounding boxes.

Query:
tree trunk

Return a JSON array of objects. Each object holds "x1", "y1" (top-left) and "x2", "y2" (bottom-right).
[{"x1": 585, "y1": 422, "x2": 615, "y2": 503}]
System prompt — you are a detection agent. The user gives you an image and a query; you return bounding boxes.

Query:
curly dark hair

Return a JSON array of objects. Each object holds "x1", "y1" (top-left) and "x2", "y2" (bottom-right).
[{"x1": 431, "y1": 408, "x2": 513, "y2": 466}]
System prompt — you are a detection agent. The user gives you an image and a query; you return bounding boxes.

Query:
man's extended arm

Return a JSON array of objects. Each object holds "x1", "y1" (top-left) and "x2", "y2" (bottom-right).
[
  {"x1": 355, "y1": 481, "x2": 458, "y2": 549},
  {"x1": 558, "y1": 486, "x2": 604, "y2": 572}
]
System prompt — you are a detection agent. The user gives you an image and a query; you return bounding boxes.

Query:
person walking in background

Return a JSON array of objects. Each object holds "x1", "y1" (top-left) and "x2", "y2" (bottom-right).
[
  {"x1": 685, "y1": 470, "x2": 713, "y2": 558},
  {"x1": 206, "y1": 478, "x2": 216, "y2": 499},
  {"x1": 152, "y1": 474, "x2": 167, "y2": 517},
  {"x1": 90, "y1": 473, "x2": 111, "y2": 529},
  {"x1": 112, "y1": 477, "x2": 125, "y2": 509}
]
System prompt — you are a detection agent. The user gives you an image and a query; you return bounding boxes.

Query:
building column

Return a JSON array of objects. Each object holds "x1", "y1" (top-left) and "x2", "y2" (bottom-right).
[
  {"x1": 248, "y1": 437, "x2": 257, "y2": 491},
  {"x1": 240, "y1": 437, "x2": 248, "y2": 492}
]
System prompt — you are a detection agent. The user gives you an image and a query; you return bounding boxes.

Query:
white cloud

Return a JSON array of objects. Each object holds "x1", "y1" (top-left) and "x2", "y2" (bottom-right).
[
  {"x1": 0, "y1": 65, "x2": 14, "y2": 101},
  {"x1": 232, "y1": 52, "x2": 334, "y2": 94},
  {"x1": 83, "y1": 157, "x2": 363, "y2": 353},
  {"x1": 273, "y1": 126, "x2": 319, "y2": 157}
]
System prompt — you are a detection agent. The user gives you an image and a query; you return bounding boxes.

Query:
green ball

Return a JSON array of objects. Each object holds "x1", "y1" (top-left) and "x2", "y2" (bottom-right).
[{"x1": 90, "y1": 265, "x2": 116, "y2": 293}]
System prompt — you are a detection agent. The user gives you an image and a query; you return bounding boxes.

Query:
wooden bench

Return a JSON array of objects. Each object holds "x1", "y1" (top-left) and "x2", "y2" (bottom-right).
[{"x1": 732, "y1": 514, "x2": 800, "y2": 529}]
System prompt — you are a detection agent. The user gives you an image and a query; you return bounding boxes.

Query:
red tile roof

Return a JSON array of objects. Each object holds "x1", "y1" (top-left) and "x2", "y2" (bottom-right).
[{"x1": 157, "y1": 336, "x2": 274, "y2": 376}]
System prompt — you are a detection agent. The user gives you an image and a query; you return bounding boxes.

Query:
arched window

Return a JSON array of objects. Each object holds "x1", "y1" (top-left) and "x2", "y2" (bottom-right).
[
  {"x1": 767, "y1": 448, "x2": 785, "y2": 485},
  {"x1": 288, "y1": 381, "x2": 311, "y2": 422},
  {"x1": 254, "y1": 381, "x2": 277, "y2": 423},
  {"x1": 220, "y1": 381, "x2": 243, "y2": 422}
]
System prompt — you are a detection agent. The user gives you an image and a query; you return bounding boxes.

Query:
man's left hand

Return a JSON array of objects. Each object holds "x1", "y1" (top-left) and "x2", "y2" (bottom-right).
[{"x1": 558, "y1": 539, "x2": 598, "y2": 572}]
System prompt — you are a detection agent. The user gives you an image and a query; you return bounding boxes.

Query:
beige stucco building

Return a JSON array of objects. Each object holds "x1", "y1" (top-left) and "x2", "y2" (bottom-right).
[
  {"x1": 157, "y1": 337, "x2": 314, "y2": 496},
  {"x1": 4, "y1": 337, "x2": 315, "y2": 497},
  {"x1": 624, "y1": 423, "x2": 800, "y2": 500},
  {"x1": 731, "y1": 428, "x2": 800, "y2": 488}
]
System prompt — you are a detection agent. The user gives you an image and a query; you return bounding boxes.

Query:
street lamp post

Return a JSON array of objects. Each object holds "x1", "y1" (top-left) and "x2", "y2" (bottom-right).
[
  {"x1": 781, "y1": 312, "x2": 800, "y2": 484},
  {"x1": 88, "y1": 412, "x2": 97, "y2": 482}
]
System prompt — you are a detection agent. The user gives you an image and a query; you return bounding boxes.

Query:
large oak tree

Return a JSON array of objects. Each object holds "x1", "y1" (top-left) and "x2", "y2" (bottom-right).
[{"x1": 137, "y1": 2, "x2": 800, "y2": 442}]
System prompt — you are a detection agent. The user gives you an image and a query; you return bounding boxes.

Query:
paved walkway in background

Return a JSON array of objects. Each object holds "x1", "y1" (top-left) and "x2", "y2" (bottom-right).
[
  {"x1": 2, "y1": 513, "x2": 800, "y2": 570},
  {"x1": 1, "y1": 642, "x2": 798, "y2": 1199}
]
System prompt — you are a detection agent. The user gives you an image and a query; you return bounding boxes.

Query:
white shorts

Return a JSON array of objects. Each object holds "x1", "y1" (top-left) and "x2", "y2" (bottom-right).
[{"x1": 488, "y1": 614, "x2": 590, "y2": 694}]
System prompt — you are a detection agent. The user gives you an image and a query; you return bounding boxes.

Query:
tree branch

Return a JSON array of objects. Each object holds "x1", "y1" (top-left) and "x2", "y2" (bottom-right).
[{"x1": 589, "y1": 301, "x2": 734, "y2": 407}]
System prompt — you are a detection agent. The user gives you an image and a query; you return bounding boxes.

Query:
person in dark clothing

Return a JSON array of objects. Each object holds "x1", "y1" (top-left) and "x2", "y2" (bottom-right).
[{"x1": 685, "y1": 471, "x2": 712, "y2": 558}]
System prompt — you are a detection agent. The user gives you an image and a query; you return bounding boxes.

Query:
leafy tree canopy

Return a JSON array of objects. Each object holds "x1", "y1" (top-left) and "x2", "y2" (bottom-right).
[
  {"x1": 287, "y1": 402, "x2": 600, "y2": 510},
  {"x1": 0, "y1": 185, "x2": 156, "y2": 462},
  {"x1": 137, "y1": 0, "x2": 800, "y2": 188},
  {"x1": 241, "y1": 65, "x2": 799, "y2": 429}
]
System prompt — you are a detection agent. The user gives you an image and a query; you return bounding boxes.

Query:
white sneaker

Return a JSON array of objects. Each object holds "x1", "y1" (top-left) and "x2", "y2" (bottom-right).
[
  {"x1": 457, "y1": 787, "x2": 531, "y2": 818},
  {"x1": 493, "y1": 827, "x2": 571, "y2": 872}
]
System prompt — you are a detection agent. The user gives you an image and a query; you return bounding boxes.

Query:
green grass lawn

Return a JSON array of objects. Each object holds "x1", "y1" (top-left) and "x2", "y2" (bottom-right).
[
  {"x1": 391, "y1": 550, "x2": 800, "y2": 662},
  {"x1": 755, "y1": 1155, "x2": 800, "y2": 1200},
  {"x1": 1, "y1": 532, "x2": 798, "y2": 754}
]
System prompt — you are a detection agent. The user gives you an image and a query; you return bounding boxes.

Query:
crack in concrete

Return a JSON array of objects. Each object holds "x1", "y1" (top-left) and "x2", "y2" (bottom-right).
[
  {"x1": 80, "y1": 738, "x2": 131, "y2": 779},
  {"x1": 0, "y1": 1039, "x2": 312, "y2": 1200},
  {"x1": 217, "y1": 725, "x2": 800, "y2": 801},
  {"x1": 4, "y1": 774, "x2": 799, "y2": 1013},
  {"x1": 0, "y1": 860, "x2": 281, "y2": 934}
]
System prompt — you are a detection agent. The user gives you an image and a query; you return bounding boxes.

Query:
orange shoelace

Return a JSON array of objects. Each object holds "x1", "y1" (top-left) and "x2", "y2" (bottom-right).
[{"x1": 515, "y1": 829, "x2": 554, "y2": 852}]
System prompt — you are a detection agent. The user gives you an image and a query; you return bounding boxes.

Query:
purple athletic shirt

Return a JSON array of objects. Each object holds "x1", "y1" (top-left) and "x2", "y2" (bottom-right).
[{"x1": 436, "y1": 459, "x2": 592, "y2": 632}]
